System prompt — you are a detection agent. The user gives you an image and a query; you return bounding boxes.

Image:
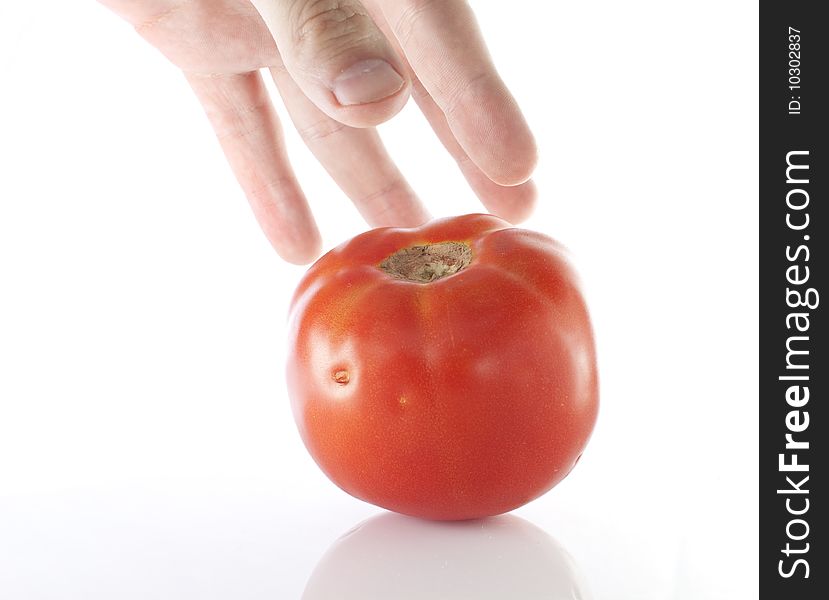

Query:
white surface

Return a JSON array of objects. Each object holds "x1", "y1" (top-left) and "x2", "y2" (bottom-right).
[{"x1": 0, "y1": 1, "x2": 758, "y2": 598}]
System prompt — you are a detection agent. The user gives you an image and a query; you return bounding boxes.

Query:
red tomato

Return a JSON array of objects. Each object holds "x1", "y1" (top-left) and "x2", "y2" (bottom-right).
[{"x1": 287, "y1": 214, "x2": 598, "y2": 520}]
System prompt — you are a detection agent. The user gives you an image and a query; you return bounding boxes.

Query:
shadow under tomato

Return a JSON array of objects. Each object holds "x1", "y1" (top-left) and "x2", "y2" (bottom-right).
[{"x1": 302, "y1": 512, "x2": 592, "y2": 600}]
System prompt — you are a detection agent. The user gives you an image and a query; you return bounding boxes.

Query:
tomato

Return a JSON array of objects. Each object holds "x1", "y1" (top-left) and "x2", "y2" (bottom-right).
[{"x1": 287, "y1": 214, "x2": 598, "y2": 520}]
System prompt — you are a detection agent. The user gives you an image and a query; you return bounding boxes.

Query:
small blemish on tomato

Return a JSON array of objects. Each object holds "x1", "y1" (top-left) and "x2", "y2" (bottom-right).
[
  {"x1": 399, "y1": 396, "x2": 408, "y2": 407},
  {"x1": 332, "y1": 369, "x2": 350, "y2": 385}
]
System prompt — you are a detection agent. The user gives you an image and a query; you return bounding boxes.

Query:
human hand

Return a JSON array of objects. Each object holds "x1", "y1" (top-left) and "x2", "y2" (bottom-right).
[{"x1": 99, "y1": 0, "x2": 537, "y2": 263}]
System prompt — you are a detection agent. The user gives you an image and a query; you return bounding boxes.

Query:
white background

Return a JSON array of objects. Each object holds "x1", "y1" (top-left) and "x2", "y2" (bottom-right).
[{"x1": 0, "y1": 1, "x2": 758, "y2": 598}]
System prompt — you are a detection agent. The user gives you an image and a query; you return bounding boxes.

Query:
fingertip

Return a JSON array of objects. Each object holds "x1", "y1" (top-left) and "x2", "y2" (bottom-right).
[
  {"x1": 274, "y1": 229, "x2": 323, "y2": 265},
  {"x1": 501, "y1": 178, "x2": 538, "y2": 223},
  {"x1": 442, "y1": 77, "x2": 538, "y2": 186},
  {"x1": 484, "y1": 179, "x2": 537, "y2": 224},
  {"x1": 486, "y1": 130, "x2": 538, "y2": 187},
  {"x1": 255, "y1": 197, "x2": 323, "y2": 265}
]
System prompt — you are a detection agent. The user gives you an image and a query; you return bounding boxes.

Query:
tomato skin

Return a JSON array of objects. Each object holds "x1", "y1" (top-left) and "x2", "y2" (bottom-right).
[{"x1": 287, "y1": 214, "x2": 599, "y2": 520}]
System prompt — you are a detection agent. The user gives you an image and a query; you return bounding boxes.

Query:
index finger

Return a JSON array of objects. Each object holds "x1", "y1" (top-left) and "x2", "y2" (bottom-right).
[{"x1": 379, "y1": 0, "x2": 537, "y2": 186}]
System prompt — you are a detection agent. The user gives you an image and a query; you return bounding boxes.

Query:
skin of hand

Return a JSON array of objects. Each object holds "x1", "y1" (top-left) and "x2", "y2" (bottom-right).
[{"x1": 98, "y1": 0, "x2": 538, "y2": 264}]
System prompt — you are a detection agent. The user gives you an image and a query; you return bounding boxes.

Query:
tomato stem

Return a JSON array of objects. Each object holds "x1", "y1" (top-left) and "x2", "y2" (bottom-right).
[{"x1": 379, "y1": 242, "x2": 472, "y2": 283}]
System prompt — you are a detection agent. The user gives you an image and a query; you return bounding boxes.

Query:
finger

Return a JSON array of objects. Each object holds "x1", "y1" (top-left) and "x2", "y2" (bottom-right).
[
  {"x1": 410, "y1": 79, "x2": 536, "y2": 223},
  {"x1": 96, "y1": 0, "x2": 174, "y2": 24},
  {"x1": 250, "y1": 0, "x2": 410, "y2": 128},
  {"x1": 186, "y1": 71, "x2": 321, "y2": 264},
  {"x1": 379, "y1": 0, "x2": 537, "y2": 186},
  {"x1": 270, "y1": 66, "x2": 430, "y2": 228},
  {"x1": 364, "y1": 5, "x2": 536, "y2": 222}
]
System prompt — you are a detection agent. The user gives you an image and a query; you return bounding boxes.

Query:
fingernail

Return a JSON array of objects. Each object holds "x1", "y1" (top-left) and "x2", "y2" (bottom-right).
[{"x1": 332, "y1": 59, "x2": 404, "y2": 106}]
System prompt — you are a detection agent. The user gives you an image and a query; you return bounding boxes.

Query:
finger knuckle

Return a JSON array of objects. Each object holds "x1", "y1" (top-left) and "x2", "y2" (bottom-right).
[
  {"x1": 246, "y1": 176, "x2": 298, "y2": 206},
  {"x1": 392, "y1": 0, "x2": 441, "y2": 47},
  {"x1": 357, "y1": 179, "x2": 417, "y2": 226},
  {"x1": 443, "y1": 70, "x2": 491, "y2": 118},
  {"x1": 297, "y1": 116, "x2": 348, "y2": 143},
  {"x1": 291, "y1": 0, "x2": 373, "y2": 60}
]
